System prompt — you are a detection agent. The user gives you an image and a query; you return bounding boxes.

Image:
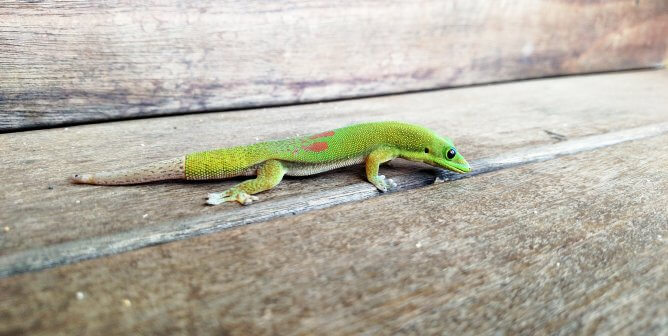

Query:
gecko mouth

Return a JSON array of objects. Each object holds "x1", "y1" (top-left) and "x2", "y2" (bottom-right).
[
  {"x1": 446, "y1": 163, "x2": 471, "y2": 173},
  {"x1": 434, "y1": 159, "x2": 471, "y2": 174}
]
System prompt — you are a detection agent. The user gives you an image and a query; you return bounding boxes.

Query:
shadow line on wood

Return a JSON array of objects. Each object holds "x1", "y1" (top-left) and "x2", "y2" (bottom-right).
[
  {"x1": 1, "y1": 122, "x2": 667, "y2": 278},
  {"x1": 3, "y1": 66, "x2": 663, "y2": 135}
]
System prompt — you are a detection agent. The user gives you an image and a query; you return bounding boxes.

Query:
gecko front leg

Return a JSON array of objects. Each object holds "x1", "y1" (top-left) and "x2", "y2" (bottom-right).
[
  {"x1": 207, "y1": 160, "x2": 286, "y2": 205},
  {"x1": 365, "y1": 146, "x2": 398, "y2": 192}
]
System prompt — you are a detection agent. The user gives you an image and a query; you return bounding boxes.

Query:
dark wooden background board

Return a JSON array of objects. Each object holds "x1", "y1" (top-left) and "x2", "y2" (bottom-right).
[
  {"x1": 1, "y1": 0, "x2": 667, "y2": 131},
  {"x1": 1, "y1": 134, "x2": 666, "y2": 335},
  {"x1": 1, "y1": 70, "x2": 666, "y2": 259}
]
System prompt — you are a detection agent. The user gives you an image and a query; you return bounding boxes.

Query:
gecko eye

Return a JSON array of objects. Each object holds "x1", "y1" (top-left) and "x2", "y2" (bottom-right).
[
  {"x1": 446, "y1": 148, "x2": 456, "y2": 160},
  {"x1": 424, "y1": 148, "x2": 429, "y2": 153}
]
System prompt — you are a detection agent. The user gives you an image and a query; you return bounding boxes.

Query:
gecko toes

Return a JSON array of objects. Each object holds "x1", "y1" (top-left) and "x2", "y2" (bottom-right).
[
  {"x1": 239, "y1": 194, "x2": 259, "y2": 205},
  {"x1": 370, "y1": 175, "x2": 397, "y2": 193},
  {"x1": 206, "y1": 190, "x2": 259, "y2": 206},
  {"x1": 206, "y1": 193, "x2": 225, "y2": 205}
]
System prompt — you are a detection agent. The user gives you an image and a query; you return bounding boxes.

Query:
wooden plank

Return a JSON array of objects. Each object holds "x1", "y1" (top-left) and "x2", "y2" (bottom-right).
[
  {"x1": 1, "y1": 0, "x2": 666, "y2": 131},
  {"x1": 2, "y1": 121, "x2": 667, "y2": 277},
  {"x1": 1, "y1": 134, "x2": 666, "y2": 335},
  {"x1": 1, "y1": 70, "x2": 667, "y2": 259}
]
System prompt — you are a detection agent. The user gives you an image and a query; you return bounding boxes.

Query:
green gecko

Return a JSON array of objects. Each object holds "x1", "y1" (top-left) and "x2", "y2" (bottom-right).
[{"x1": 71, "y1": 121, "x2": 471, "y2": 205}]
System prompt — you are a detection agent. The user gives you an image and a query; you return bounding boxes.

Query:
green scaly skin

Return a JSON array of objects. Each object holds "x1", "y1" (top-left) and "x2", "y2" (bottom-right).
[{"x1": 184, "y1": 121, "x2": 471, "y2": 205}]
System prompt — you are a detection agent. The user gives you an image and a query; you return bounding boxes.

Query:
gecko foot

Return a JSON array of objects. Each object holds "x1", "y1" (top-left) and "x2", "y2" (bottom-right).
[
  {"x1": 369, "y1": 175, "x2": 397, "y2": 193},
  {"x1": 207, "y1": 188, "x2": 259, "y2": 206}
]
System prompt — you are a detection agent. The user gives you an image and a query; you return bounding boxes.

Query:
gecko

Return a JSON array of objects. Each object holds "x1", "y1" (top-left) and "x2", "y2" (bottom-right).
[{"x1": 70, "y1": 121, "x2": 471, "y2": 205}]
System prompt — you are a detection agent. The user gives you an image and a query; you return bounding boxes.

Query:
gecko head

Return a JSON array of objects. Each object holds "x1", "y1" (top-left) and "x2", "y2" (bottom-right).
[{"x1": 422, "y1": 138, "x2": 471, "y2": 174}]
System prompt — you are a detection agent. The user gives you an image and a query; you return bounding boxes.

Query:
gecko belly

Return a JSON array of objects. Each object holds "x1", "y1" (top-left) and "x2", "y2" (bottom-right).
[{"x1": 282, "y1": 155, "x2": 366, "y2": 176}]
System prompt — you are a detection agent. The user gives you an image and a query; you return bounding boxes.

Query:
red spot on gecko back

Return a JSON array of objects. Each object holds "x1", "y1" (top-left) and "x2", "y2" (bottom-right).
[
  {"x1": 309, "y1": 130, "x2": 335, "y2": 139},
  {"x1": 303, "y1": 142, "x2": 328, "y2": 152}
]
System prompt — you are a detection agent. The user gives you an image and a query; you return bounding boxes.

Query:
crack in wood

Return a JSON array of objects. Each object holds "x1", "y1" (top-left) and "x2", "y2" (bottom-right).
[
  {"x1": 544, "y1": 129, "x2": 568, "y2": 142},
  {"x1": 1, "y1": 122, "x2": 667, "y2": 278}
]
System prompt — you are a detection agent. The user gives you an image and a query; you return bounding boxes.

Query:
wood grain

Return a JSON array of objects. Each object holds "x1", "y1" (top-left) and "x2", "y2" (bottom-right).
[
  {"x1": 1, "y1": 70, "x2": 666, "y2": 259},
  {"x1": 1, "y1": 0, "x2": 667, "y2": 131},
  {"x1": 2, "y1": 121, "x2": 666, "y2": 277},
  {"x1": 1, "y1": 69, "x2": 667, "y2": 258},
  {"x1": 1, "y1": 134, "x2": 666, "y2": 335}
]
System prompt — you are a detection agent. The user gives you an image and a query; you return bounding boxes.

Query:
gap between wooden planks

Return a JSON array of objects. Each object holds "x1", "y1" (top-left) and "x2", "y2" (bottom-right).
[
  {"x1": 5, "y1": 70, "x2": 668, "y2": 257},
  {"x1": 1, "y1": 121, "x2": 667, "y2": 278}
]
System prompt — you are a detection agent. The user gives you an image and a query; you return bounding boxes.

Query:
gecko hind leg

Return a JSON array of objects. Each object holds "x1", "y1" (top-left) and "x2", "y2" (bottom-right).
[{"x1": 207, "y1": 160, "x2": 286, "y2": 206}]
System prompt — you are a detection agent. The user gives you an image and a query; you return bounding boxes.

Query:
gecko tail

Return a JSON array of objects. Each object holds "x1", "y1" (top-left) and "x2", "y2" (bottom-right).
[{"x1": 70, "y1": 157, "x2": 186, "y2": 185}]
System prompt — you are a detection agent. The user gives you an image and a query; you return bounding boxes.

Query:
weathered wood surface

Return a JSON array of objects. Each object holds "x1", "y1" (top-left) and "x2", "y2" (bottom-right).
[
  {"x1": 1, "y1": 0, "x2": 667, "y2": 131},
  {"x1": 1, "y1": 134, "x2": 666, "y2": 335},
  {"x1": 2, "y1": 122, "x2": 667, "y2": 277},
  {"x1": 1, "y1": 70, "x2": 666, "y2": 261}
]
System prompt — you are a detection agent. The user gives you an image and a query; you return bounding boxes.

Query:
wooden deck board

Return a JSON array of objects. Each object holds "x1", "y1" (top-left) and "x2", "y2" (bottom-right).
[
  {"x1": 2, "y1": 122, "x2": 666, "y2": 277},
  {"x1": 1, "y1": 0, "x2": 666, "y2": 130},
  {"x1": 1, "y1": 70, "x2": 667, "y2": 259},
  {"x1": 1, "y1": 134, "x2": 666, "y2": 335}
]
